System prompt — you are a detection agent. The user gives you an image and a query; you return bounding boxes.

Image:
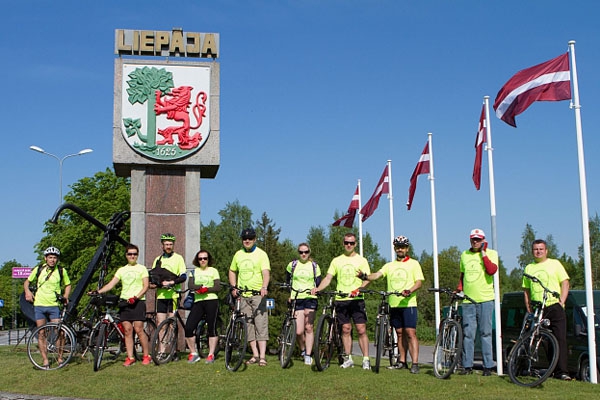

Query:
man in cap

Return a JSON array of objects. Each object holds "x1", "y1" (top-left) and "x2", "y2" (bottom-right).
[
  {"x1": 229, "y1": 228, "x2": 271, "y2": 366},
  {"x1": 457, "y1": 228, "x2": 498, "y2": 376}
]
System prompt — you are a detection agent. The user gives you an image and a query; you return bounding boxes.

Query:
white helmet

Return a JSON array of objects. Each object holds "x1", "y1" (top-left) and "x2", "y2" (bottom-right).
[{"x1": 44, "y1": 246, "x2": 61, "y2": 256}]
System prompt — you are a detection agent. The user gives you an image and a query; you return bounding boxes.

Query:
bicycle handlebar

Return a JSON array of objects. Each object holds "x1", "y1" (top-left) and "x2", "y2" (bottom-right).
[
  {"x1": 523, "y1": 273, "x2": 561, "y2": 299},
  {"x1": 315, "y1": 290, "x2": 349, "y2": 298},
  {"x1": 273, "y1": 282, "x2": 312, "y2": 294},
  {"x1": 428, "y1": 287, "x2": 476, "y2": 304},
  {"x1": 221, "y1": 282, "x2": 261, "y2": 296},
  {"x1": 359, "y1": 288, "x2": 405, "y2": 297}
]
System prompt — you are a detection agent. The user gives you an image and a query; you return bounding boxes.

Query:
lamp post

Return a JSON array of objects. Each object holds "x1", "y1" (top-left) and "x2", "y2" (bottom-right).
[{"x1": 29, "y1": 145, "x2": 93, "y2": 203}]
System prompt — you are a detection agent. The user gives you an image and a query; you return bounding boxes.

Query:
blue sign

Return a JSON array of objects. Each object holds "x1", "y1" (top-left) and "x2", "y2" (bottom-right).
[
  {"x1": 0, "y1": 299, "x2": 4, "y2": 308},
  {"x1": 265, "y1": 298, "x2": 275, "y2": 310}
]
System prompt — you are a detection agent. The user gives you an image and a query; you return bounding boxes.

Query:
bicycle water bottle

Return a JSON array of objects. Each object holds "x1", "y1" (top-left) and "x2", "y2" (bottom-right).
[{"x1": 117, "y1": 322, "x2": 124, "y2": 334}]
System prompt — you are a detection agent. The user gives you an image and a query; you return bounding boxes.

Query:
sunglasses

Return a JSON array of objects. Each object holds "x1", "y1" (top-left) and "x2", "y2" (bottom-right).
[
  {"x1": 344, "y1": 241, "x2": 356, "y2": 245},
  {"x1": 126, "y1": 252, "x2": 138, "y2": 256},
  {"x1": 198, "y1": 257, "x2": 209, "y2": 261},
  {"x1": 298, "y1": 250, "x2": 310, "y2": 255},
  {"x1": 241, "y1": 237, "x2": 255, "y2": 241}
]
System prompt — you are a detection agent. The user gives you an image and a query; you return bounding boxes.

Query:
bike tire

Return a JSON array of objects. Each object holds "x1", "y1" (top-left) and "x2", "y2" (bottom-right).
[
  {"x1": 279, "y1": 318, "x2": 297, "y2": 368},
  {"x1": 314, "y1": 314, "x2": 335, "y2": 371},
  {"x1": 374, "y1": 316, "x2": 388, "y2": 373},
  {"x1": 387, "y1": 325, "x2": 397, "y2": 368},
  {"x1": 93, "y1": 323, "x2": 108, "y2": 372},
  {"x1": 225, "y1": 317, "x2": 248, "y2": 372},
  {"x1": 195, "y1": 318, "x2": 223, "y2": 359},
  {"x1": 433, "y1": 319, "x2": 463, "y2": 379},
  {"x1": 27, "y1": 323, "x2": 75, "y2": 370},
  {"x1": 134, "y1": 318, "x2": 156, "y2": 361},
  {"x1": 151, "y1": 318, "x2": 178, "y2": 365},
  {"x1": 507, "y1": 329, "x2": 559, "y2": 387}
]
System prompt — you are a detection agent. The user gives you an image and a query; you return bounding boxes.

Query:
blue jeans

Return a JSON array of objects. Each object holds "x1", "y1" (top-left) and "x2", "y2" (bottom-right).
[{"x1": 461, "y1": 301, "x2": 494, "y2": 369}]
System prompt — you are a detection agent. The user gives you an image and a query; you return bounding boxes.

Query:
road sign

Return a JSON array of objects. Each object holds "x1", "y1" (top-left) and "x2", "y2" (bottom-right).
[
  {"x1": 12, "y1": 267, "x2": 32, "y2": 279},
  {"x1": 0, "y1": 299, "x2": 4, "y2": 307}
]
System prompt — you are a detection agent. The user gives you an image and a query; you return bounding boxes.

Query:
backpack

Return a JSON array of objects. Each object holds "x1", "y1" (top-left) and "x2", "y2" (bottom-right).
[
  {"x1": 30, "y1": 264, "x2": 64, "y2": 293},
  {"x1": 290, "y1": 259, "x2": 319, "y2": 286}
]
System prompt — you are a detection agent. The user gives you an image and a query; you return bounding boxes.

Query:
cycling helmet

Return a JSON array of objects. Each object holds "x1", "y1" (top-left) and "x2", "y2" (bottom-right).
[
  {"x1": 240, "y1": 228, "x2": 256, "y2": 239},
  {"x1": 160, "y1": 233, "x2": 176, "y2": 242},
  {"x1": 393, "y1": 235, "x2": 410, "y2": 248},
  {"x1": 44, "y1": 246, "x2": 61, "y2": 256}
]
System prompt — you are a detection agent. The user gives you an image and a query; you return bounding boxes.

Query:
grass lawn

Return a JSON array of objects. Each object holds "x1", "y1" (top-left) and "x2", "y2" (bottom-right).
[{"x1": 1, "y1": 346, "x2": 596, "y2": 400}]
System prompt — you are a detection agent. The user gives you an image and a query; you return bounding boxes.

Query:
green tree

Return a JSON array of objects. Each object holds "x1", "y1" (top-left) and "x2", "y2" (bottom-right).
[
  {"x1": 124, "y1": 66, "x2": 174, "y2": 149},
  {"x1": 36, "y1": 169, "x2": 130, "y2": 289},
  {"x1": 0, "y1": 260, "x2": 25, "y2": 325},
  {"x1": 577, "y1": 214, "x2": 600, "y2": 289},
  {"x1": 517, "y1": 224, "x2": 559, "y2": 270}
]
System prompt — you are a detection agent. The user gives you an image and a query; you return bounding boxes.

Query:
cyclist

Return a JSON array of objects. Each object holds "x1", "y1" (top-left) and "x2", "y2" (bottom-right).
[
  {"x1": 150, "y1": 233, "x2": 187, "y2": 334},
  {"x1": 92, "y1": 244, "x2": 151, "y2": 366},
  {"x1": 457, "y1": 228, "x2": 498, "y2": 376},
  {"x1": 185, "y1": 249, "x2": 221, "y2": 364},
  {"x1": 312, "y1": 232, "x2": 371, "y2": 370},
  {"x1": 284, "y1": 243, "x2": 322, "y2": 366},
  {"x1": 523, "y1": 239, "x2": 571, "y2": 381},
  {"x1": 23, "y1": 246, "x2": 72, "y2": 369},
  {"x1": 228, "y1": 227, "x2": 271, "y2": 367},
  {"x1": 358, "y1": 235, "x2": 424, "y2": 373}
]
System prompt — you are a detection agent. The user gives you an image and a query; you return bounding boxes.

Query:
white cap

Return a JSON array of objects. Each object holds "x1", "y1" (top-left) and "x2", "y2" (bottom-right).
[{"x1": 470, "y1": 228, "x2": 485, "y2": 239}]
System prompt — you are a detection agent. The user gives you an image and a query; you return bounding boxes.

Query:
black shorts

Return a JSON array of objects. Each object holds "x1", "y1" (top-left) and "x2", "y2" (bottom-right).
[
  {"x1": 156, "y1": 298, "x2": 174, "y2": 314},
  {"x1": 119, "y1": 300, "x2": 147, "y2": 322},
  {"x1": 295, "y1": 298, "x2": 318, "y2": 311},
  {"x1": 335, "y1": 299, "x2": 367, "y2": 325}
]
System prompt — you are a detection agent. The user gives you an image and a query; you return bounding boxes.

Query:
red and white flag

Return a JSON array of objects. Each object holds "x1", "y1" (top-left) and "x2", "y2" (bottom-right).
[
  {"x1": 332, "y1": 185, "x2": 360, "y2": 228},
  {"x1": 473, "y1": 105, "x2": 486, "y2": 190},
  {"x1": 360, "y1": 166, "x2": 389, "y2": 222},
  {"x1": 493, "y1": 52, "x2": 571, "y2": 127},
  {"x1": 407, "y1": 142, "x2": 430, "y2": 210}
]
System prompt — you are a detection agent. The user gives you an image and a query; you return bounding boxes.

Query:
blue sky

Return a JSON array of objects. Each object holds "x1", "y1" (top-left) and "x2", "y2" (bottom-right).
[{"x1": 2, "y1": 1, "x2": 599, "y2": 272}]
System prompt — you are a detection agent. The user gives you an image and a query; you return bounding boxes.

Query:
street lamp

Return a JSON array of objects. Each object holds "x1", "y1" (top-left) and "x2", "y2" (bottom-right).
[{"x1": 29, "y1": 145, "x2": 94, "y2": 203}]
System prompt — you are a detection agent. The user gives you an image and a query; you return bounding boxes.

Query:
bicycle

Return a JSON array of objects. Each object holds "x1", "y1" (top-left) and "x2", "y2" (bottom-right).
[
  {"x1": 150, "y1": 287, "x2": 190, "y2": 365},
  {"x1": 221, "y1": 283, "x2": 261, "y2": 372},
  {"x1": 506, "y1": 273, "x2": 560, "y2": 387},
  {"x1": 313, "y1": 290, "x2": 349, "y2": 371},
  {"x1": 359, "y1": 288, "x2": 404, "y2": 373},
  {"x1": 274, "y1": 282, "x2": 312, "y2": 368},
  {"x1": 428, "y1": 288, "x2": 475, "y2": 379}
]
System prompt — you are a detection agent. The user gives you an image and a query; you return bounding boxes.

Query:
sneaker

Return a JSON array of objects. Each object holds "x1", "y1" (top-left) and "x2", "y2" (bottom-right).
[
  {"x1": 482, "y1": 368, "x2": 492, "y2": 376},
  {"x1": 142, "y1": 355, "x2": 152, "y2": 365},
  {"x1": 340, "y1": 357, "x2": 354, "y2": 368},
  {"x1": 205, "y1": 354, "x2": 215, "y2": 364},
  {"x1": 555, "y1": 373, "x2": 571, "y2": 381},
  {"x1": 459, "y1": 367, "x2": 473, "y2": 375},
  {"x1": 123, "y1": 357, "x2": 136, "y2": 367},
  {"x1": 387, "y1": 361, "x2": 407, "y2": 370},
  {"x1": 300, "y1": 349, "x2": 306, "y2": 358},
  {"x1": 410, "y1": 363, "x2": 419, "y2": 374},
  {"x1": 362, "y1": 359, "x2": 371, "y2": 370},
  {"x1": 304, "y1": 355, "x2": 312, "y2": 365},
  {"x1": 187, "y1": 353, "x2": 200, "y2": 364}
]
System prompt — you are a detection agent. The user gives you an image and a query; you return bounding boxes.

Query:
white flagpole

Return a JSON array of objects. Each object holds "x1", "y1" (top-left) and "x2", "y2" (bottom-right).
[
  {"x1": 569, "y1": 40, "x2": 597, "y2": 384},
  {"x1": 484, "y1": 95, "x2": 504, "y2": 376},
  {"x1": 428, "y1": 133, "x2": 441, "y2": 334},
  {"x1": 358, "y1": 179, "x2": 364, "y2": 257},
  {"x1": 387, "y1": 160, "x2": 395, "y2": 261}
]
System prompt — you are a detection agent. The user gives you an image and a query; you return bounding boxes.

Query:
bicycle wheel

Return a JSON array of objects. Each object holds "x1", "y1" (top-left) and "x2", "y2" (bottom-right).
[
  {"x1": 374, "y1": 316, "x2": 388, "y2": 373},
  {"x1": 279, "y1": 318, "x2": 297, "y2": 368},
  {"x1": 433, "y1": 319, "x2": 463, "y2": 379},
  {"x1": 387, "y1": 326, "x2": 398, "y2": 368},
  {"x1": 93, "y1": 323, "x2": 108, "y2": 371},
  {"x1": 507, "y1": 329, "x2": 559, "y2": 387},
  {"x1": 27, "y1": 323, "x2": 75, "y2": 370},
  {"x1": 151, "y1": 318, "x2": 178, "y2": 365},
  {"x1": 314, "y1": 314, "x2": 335, "y2": 371},
  {"x1": 225, "y1": 317, "x2": 248, "y2": 372},
  {"x1": 134, "y1": 318, "x2": 156, "y2": 361}
]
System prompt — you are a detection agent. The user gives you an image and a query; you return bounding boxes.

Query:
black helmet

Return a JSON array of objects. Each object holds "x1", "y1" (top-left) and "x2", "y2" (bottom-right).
[
  {"x1": 240, "y1": 228, "x2": 256, "y2": 239},
  {"x1": 393, "y1": 235, "x2": 410, "y2": 248}
]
